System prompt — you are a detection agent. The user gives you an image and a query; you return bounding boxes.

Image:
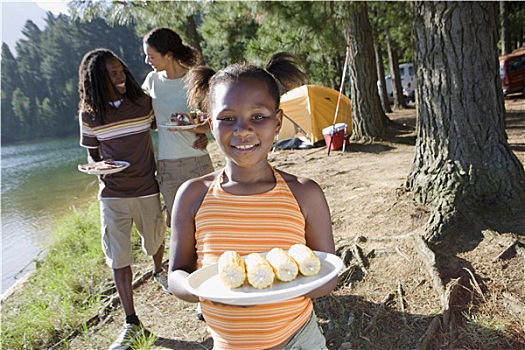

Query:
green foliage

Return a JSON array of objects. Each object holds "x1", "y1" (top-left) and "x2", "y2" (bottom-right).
[
  {"x1": 245, "y1": 1, "x2": 349, "y2": 89},
  {"x1": 368, "y1": 2, "x2": 415, "y2": 68},
  {"x1": 69, "y1": 0, "x2": 205, "y2": 60},
  {"x1": 1, "y1": 15, "x2": 147, "y2": 145},
  {"x1": 507, "y1": 2, "x2": 525, "y2": 50},
  {"x1": 3, "y1": 1, "x2": 524, "y2": 145},
  {"x1": 11, "y1": 88, "x2": 31, "y2": 132},
  {"x1": 199, "y1": 2, "x2": 259, "y2": 69},
  {"x1": 1, "y1": 203, "x2": 110, "y2": 349},
  {"x1": 122, "y1": 1, "x2": 203, "y2": 42}
]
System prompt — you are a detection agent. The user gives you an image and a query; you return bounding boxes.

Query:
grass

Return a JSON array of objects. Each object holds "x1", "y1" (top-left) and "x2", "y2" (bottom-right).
[
  {"x1": 458, "y1": 312, "x2": 514, "y2": 349},
  {"x1": 1, "y1": 202, "x2": 112, "y2": 349},
  {"x1": 132, "y1": 330, "x2": 158, "y2": 349},
  {"x1": 2, "y1": 199, "x2": 522, "y2": 349},
  {"x1": 457, "y1": 304, "x2": 524, "y2": 350}
]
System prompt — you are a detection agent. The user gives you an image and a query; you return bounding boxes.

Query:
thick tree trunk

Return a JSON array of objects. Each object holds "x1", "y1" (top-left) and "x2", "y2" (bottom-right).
[
  {"x1": 347, "y1": 2, "x2": 387, "y2": 142},
  {"x1": 407, "y1": 2, "x2": 525, "y2": 243},
  {"x1": 375, "y1": 44, "x2": 393, "y2": 114}
]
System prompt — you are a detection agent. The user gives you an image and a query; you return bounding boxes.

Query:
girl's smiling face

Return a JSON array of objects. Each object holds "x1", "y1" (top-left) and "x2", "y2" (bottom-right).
[{"x1": 210, "y1": 77, "x2": 282, "y2": 168}]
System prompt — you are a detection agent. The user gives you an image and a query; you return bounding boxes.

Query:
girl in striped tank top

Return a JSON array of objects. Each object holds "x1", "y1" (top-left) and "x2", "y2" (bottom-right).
[{"x1": 167, "y1": 52, "x2": 337, "y2": 349}]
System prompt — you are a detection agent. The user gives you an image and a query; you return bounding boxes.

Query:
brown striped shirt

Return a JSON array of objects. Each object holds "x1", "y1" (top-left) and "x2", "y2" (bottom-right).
[{"x1": 79, "y1": 95, "x2": 158, "y2": 198}]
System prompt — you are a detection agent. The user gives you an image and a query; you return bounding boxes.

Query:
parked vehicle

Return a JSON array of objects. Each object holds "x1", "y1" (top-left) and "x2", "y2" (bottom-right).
[
  {"x1": 380, "y1": 62, "x2": 414, "y2": 103},
  {"x1": 499, "y1": 48, "x2": 525, "y2": 97}
]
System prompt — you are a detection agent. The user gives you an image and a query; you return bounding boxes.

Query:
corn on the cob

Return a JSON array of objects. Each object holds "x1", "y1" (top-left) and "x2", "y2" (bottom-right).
[
  {"x1": 218, "y1": 251, "x2": 246, "y2": 288},
  {"x1": 245, "y1": 253, "x2": 275, "y2": 289},
  {"x1": 288, "y1": 244, "x2": 321, "y2": 276},
  {"x1": 266, "y1": 248, "x2": 299, "y2": 282}
]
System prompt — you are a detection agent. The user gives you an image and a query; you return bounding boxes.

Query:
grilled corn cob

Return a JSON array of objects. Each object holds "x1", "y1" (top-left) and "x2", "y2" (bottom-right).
[
  {"x1": 218, "y1": 251, "x2": 246, "y2": 288},
  {"x1": 288, "y1": 244, "x2": 321, "y2": 276},
  {"x1": 245, "y1": 253, "x2": 275, "y2": 289},
  {"x1": 266, "y1": 247, "x2": 299, "y2": 282}
]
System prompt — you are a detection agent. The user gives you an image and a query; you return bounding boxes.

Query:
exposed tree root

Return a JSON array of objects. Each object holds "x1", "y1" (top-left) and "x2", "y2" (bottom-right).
[
  {"x1": 342, "y1": 310, "x2": 356, "y2": 344},
  {"x1": 336, "y1": 238, "x2": 371, "y2": 288},
  {"x1": 350, "y1": 242, "x2": 368, "y2": 275},
  {"x1": 395, "y1": 246, "x2": 411, "y2": 261},
  {"x1": 356, "y1": 230, "x2": 417, "y2": 242},
  {"x1": 413, "y1": 229, "x2": 525, "y2": 349},
  {"x1": 494, "y1": 239, "x2": 525, "y2": 261},
  {"x1": 463, "y1": 267, "x2": 486, "y2": 303},
  {"x1": 361, "y1": 292, "x2": 395, "y2": 336},
  {"x1": 441, "y1": 277, "x2": 462, "y2": 341},
  {"x1": 416, "y1": 315, "x2": 441, "y2": 350},
  {"x1": 412, "y1": 234, "x2": 445, "y2": 299},
  {"x1": 337, "y1": 264, "x2": 359, "y2": 288},
  {"x1": 397, "y1": 281, "x2": 407, "y2": 324},
  {"x1": 335, "y1": 230, "x2": 523, "y2": 349},
  {"x1": 517, "y1": 244, "x2": 525, "y2": 258}
]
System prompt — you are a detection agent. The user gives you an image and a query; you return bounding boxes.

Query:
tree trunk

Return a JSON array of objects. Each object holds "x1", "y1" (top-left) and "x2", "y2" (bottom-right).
[
  {"x1": 387, "y1": 35, "x2": 406, "y2": 109},
  {"x1": 407, "y1": 1, "x2": 525, "y2": 243},
  {"x1": 375, "y1": 43, "x2": 393, "y2": 114},
  {"x1": 347, "y1": 2, "x2": 387, "y2": 142},
  {"x1": 500, "y1": 1, "x2": 511, "y2": 55},
  {"x1": 334, "y1": 51, "x2": 344, "y2": 92},
  {"x1": 185, "y1": 15, "x2": 205, "y2": 64}
]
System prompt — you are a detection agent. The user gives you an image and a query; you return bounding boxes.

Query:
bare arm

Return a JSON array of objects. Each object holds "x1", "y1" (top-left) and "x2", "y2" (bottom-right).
[
  {"x1": 168, "y1": 174, "x2": 216, "y2": 302},
  {"x1": 283, "y1": 171, "x2": 337, "y2": 298},
  {"x1": 87, "y1": 148, "x2": 102, "y2": 162}
]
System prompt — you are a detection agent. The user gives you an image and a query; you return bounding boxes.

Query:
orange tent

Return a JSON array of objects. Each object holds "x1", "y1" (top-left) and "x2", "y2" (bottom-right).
[{"x1": 278, "y1": 85, "x2": 352, "y2": 144}]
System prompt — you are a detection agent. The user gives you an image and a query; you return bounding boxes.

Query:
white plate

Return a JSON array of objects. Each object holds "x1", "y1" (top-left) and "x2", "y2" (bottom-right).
[
  {"x1": 185, "y1": 251, "x2": 343, "y2": 306},
  {"x1": 78, "y1": 160, "x2": 130, "y2": 175},
  {"x1": 159, "y1": 123, "x2": 196, "y2": 130}
]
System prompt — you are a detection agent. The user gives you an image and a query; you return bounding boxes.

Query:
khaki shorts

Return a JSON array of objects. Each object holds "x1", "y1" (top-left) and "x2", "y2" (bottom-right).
[
  {"x1": 100, "y1": 195, "x2": 165, "y2": 269},
  {"x1": 283, "y1": 312, "x2": 328, "y2": 350},
  {"x1": 212, "y1": 312, "x2": 327, "y2": 350},
  {"x1": 156, "y1": 155, "x2": 214, "y2": 225}
]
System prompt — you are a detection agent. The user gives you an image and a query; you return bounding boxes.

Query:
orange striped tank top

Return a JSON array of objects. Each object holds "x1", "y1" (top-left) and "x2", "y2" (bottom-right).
[{"x1": 195, "y1": 167, "x2": 313, "y2": 349}]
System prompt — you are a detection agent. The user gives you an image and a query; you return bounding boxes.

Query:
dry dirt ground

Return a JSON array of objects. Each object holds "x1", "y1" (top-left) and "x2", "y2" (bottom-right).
[{"x1": 68, "y1": 98, "x2": 525, "y2": 350}]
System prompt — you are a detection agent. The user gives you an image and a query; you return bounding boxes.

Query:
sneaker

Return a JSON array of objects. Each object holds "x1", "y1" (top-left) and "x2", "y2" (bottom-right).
[
  {"x1": 196, "y1": 302, "x2": 205, "y2": 321},
  {"x1": 109, "y1": 322, "x2": 145, "y2": 350},
  {"x1": 153, "y1": 271, "x2": 171, "y2": 294}
]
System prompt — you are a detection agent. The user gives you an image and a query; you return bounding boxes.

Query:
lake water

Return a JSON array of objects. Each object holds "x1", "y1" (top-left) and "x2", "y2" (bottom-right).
[{"x1": 1, "y1": 137, "x2": 99, "y2": 295}]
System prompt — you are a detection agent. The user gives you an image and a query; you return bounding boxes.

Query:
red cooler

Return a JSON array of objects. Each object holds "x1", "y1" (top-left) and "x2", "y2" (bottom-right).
[{"x1": 322, "y1": 123, "x2": 347, "y2": 150}]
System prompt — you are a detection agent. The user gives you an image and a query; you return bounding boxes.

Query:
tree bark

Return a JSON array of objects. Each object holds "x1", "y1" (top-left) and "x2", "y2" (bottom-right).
[
  {"x1": 185, "y1": 15, "x2": 205, "y2": 64},
  {"x1": 347, "y1": 2, "x2": 387, "y2": 142},
  {"x1": 375, "y1": 43, "x2": 393, "y2": 113},
  {"x1": 387, "y1": 35, "x2": 406, "y2": 109},
  {"x1": 500, "y1": 1, "x2": 511, "y2": 56},
  {"x1": 407, "y1": 1, "x2": 525, "y2": 243}
]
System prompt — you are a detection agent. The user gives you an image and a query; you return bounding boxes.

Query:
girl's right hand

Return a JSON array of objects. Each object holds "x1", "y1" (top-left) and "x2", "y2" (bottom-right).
[{"x1": 192, "y1": 134, "x2": 209, "y2": 149}]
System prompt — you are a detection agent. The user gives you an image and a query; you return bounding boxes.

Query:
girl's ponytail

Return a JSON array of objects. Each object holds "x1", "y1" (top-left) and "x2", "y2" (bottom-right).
[
  {"x1": 185, "y1": 66, "x2": 216, "y2": 112},
  {"x1": 265, "y1": 52, "x2": 307, "y2": 94}
]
